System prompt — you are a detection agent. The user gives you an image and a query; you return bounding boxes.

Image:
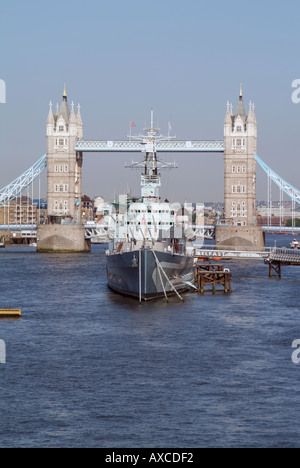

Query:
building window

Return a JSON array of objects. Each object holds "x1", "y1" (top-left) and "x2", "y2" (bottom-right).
[
  {"x1": 232, "y1": 166, "x2": 236, "y2": 173},
  {"x1": 64, "y1": 165, "x2": 68, "y2": 172},
  {"x1": 236, "y1": 139, "x2": 242, "y2": 147},
  {"x1": 63, "y1": 185, "x2": 68, "y2": 192},
  {"x1": 232, "y1": 184, "x2": 247, "y2": 194},
  {"x1": 236, "y1": 126, "x2": 242, "y2": 132},
  {"x1": 237, "y1": 166, "x2": 241, "y2": 173},
  {"x1": 59, "y1": 126, "x2": 64, "y2": 132},
  {"x1": 54, "y1": 165, "x2": 58, "y2": 173},
  {"x1": 54, "y1": 184, "x2": 59, "y2": 192},
  {"x1": 242, "y1": 166, "x2": 246, "y2": 173}
]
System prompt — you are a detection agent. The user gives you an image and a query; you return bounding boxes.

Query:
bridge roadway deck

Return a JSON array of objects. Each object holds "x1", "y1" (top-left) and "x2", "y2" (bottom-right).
[{"x1": 1, "y1": 223, "x2": 300, "y2": 236}]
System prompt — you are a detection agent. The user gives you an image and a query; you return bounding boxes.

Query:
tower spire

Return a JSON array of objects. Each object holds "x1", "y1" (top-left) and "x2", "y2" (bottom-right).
[
  {"x1": 236, "y1": 84, "x2": 246, "y2": 118},
  {"x1": 63, "y1": 84, "x2": 67, "y2": 98}
]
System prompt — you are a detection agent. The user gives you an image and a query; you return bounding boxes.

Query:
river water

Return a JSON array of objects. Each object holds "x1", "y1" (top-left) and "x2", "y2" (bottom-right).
[{"x1": 0, "y1": 234, "x2": 300, "y2": 448}]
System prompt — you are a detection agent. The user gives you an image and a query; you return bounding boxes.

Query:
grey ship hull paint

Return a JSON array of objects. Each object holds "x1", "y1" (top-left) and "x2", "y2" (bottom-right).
[{"x1": 106, "y1": 248, "x2": 194, "y2": 301}]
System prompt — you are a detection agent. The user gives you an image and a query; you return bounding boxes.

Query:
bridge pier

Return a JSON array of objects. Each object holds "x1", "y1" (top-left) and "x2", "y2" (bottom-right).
[
  {"x1": 37, "y1": 224, "x2": 90, "y2": 253},
  {"x1": 215, "y1": 225, "x2": 265, "y2": 251}
]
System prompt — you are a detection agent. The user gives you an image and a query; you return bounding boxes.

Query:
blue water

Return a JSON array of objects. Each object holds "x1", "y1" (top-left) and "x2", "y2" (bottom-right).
[{"x1": 0, "y1": 235, "x2": 300, "y2": 448}]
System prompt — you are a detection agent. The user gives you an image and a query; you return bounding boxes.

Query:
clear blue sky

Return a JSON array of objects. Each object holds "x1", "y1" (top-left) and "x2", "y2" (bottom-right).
[{"x1": 1, "y1": 0, "x2": 300, "y2": 202}]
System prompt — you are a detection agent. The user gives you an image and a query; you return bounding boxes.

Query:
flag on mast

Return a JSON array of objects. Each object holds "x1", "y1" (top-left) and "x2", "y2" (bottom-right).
[{"x1": 129, "y1": 122, "x2": 136, "y2": 140}]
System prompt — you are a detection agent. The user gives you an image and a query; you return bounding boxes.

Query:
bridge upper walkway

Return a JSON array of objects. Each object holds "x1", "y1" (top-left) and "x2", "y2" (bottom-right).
[{"x1": 74, "y1": 140, "x2": 225, "y2": 153}]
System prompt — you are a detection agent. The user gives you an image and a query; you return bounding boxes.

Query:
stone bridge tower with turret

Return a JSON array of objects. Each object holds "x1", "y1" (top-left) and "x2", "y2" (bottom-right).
[
  {"x1": 215, "y1": 86, "x2": 265, "y2": 249},
  {"x1": 37, "y1": 87, "x2": 90, "y2": 253}
]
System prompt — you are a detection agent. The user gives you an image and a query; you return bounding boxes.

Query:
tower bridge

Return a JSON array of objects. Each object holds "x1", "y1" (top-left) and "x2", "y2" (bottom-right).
[{"x1": 1, "y1": 85, "x2": 300, "y2": 252}]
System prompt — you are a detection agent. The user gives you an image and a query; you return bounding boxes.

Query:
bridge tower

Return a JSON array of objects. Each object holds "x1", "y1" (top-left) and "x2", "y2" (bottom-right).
[
  {"x1": 37, "y1": 86, "x2": 90, "y2": 252},
  {"x1": 215, "y1": 86, "x2": 265, "y2": 249}
]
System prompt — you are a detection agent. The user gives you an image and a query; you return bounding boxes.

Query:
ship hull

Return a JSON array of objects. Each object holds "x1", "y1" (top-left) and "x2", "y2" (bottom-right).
[{"x1": 106, "y1": 248, "x2": 194, "y2": 301}]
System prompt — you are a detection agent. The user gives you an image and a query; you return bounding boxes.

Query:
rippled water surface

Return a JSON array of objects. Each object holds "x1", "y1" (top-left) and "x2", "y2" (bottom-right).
[{"x1": 0, "y1": 235, "x2": 300, "y2": 448}]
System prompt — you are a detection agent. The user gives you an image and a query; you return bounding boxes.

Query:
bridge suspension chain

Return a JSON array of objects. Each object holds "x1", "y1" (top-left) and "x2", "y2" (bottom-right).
[
  {"x1": 255, "y1": 154, "x2": 300, "y2": 204},
  {"x1": 0, "y1": 154, "x2": 47, "y2": 208}
]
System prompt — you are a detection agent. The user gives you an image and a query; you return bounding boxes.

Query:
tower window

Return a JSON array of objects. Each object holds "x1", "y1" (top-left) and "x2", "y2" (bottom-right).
[
  {"x1": 236, "y1": 126, "x2": 242, "y2": 132},
  {"x1": 59, "y1": 126, "x2": 64, "y2": 132},
  {"x1": 232, "y1": 166, "x2": 236, "y2": 173}
]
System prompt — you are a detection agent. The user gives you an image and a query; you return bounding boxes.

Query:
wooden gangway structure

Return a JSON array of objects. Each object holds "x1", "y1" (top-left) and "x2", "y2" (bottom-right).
[{"x1": 265, "y1": 248, "x2": 300, "y2": 277}]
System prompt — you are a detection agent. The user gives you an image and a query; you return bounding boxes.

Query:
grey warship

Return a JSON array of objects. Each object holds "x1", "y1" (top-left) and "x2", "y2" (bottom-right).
[{"x1": 106, "y1": 111, "x2": 195, "y2": 301}]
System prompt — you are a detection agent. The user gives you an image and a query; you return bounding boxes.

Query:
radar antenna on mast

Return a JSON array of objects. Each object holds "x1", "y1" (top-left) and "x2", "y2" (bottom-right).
[
  {"x1": 125, "y1": 108, "x2": 178, "y2": 202},
  {"x1": 125, "y1": 109, "x2": 178, "y2": 203}
]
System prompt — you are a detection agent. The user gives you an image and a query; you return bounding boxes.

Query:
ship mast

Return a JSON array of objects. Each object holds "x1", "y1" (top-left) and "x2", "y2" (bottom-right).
[{"x1": 126, "y1": 109, "x2": 178, "y2": 204}]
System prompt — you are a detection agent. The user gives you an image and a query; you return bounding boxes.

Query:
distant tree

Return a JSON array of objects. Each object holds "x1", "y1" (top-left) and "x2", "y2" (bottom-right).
[{"x1": 286, "y1": 218, "x2": 300, "y2": 227}]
